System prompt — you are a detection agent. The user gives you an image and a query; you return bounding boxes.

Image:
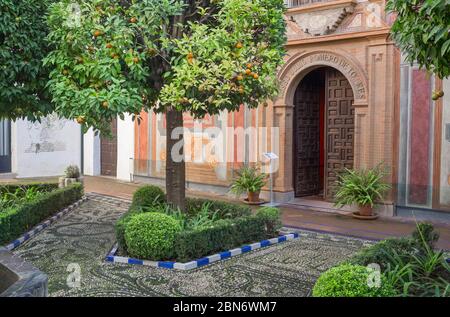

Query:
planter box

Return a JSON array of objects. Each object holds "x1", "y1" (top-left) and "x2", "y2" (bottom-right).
[
  {"x1": 59, "y1": 177, "x2": 84, "y2": 188},
  {"x1": 106, "y1": 232, "x2": 299, "y2": 270}
]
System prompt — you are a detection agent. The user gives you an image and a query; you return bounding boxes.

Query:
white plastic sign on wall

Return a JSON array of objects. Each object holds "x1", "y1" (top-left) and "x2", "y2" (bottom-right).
[{"x1": 263, "y1": 152, "x2": 279, "y2": 160}]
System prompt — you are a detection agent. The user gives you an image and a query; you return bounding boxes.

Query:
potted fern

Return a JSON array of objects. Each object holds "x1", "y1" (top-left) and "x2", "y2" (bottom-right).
[
  {"x1": 334, "y1": 165, "x2": 390, "y2": 219},
  {"x1": 230, "y1": 166, "x2": 267, "y2": 204}
]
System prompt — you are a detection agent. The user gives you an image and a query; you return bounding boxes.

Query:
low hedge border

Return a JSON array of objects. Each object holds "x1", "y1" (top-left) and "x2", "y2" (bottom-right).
[
  {"x1": 0, "y1": 183, "x2": 84, "y2": 246},
  {"x1": 174, "y1": 215, "x2": 271, "y2": 262},
  {"x1": 0, "y1": 182, "x2": 59, "y2": 196},
  {"x1": 106, "y1": 232, "x2": 299, "y2": 270},
  {"x1": 185, "y1": 197, "x2": 252, "y2": 219},
  {"x1": 116, "y1": 195, "x2": 253, "y2": 254},
  {"x1": 3, "y1": 196, "x2": 88, "y2": 251}
]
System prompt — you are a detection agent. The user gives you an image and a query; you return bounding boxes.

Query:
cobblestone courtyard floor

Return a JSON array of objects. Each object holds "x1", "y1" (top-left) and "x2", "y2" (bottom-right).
[{"x1": 14, "y1": 194, "x2": 372, "y2": 297}]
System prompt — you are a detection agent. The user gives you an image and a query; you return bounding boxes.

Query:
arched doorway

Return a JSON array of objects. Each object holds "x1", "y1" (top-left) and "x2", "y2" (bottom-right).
[{"x1": 293, "y1": 67, "x2": 355, "y2": 201}]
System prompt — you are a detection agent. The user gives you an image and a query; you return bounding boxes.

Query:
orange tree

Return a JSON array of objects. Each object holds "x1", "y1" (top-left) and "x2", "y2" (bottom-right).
[
  {"x1": 387, "y1": 0, "x2": 450, "y2": 82},
  {"x1": 0, "y1": 0, "x2": 54, "y2": 120},
  {"x1": 45, "y1": 0, "x2": 286, "y2": 210}
]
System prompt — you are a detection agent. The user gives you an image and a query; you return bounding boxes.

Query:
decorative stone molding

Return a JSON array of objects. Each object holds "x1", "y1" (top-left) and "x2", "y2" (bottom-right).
[
  {"x1": 278, "y1": 50, "x2": 368, "y2": 105},
  {"x1": 287, "y1": 3, "x2": 356, "y2": 36}
]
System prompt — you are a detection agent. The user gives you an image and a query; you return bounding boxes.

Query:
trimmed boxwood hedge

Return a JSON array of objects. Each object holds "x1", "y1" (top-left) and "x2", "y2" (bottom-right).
[
  {"x1": 116, "y1": 185, "x2": 282, "y2": 261},
  {"x1": 0, "y1": 182, "x2": 58, "y2": 196},
  {"x1": 130, "y1": 185, "x2": 165, "y2": 210},
  {"x1": 256, "y1": 207, "x2": 282, "y2": 237},
  {"x1": 185, "y1": 197, "x2": 252, "y2": 219},
  {"x1": 125, "y1": 212, "x2": 182, "y2": 260},
  {"x1": 115, "y1": 209, "x2": 141, "y2": 253},
  {"x1": 173, "y1": 215, "x2": 268, "y2": 262},
  {"x1": 0, "y1": 183, "x2": 83, "y2": 245},
  {"x1": 116, "y1": 186, "x2": 254, "y2": 254}
]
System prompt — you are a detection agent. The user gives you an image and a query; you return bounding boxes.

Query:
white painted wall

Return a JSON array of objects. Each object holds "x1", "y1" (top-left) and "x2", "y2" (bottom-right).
[
  {"x1": 116, "y1": 114, "x2": 134, "y2": 181},
  {"x1": 11, "y1": 115, "x2": 81, "y2": 178},
  {"x1": 83, "y1": 128, "x2": 101, "y2": 176}
]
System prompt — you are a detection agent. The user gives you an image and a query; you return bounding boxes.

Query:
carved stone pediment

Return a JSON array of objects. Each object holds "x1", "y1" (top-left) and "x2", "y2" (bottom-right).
[{"x1": 286, "y1": 2, "x2": 356, "y2": 36}]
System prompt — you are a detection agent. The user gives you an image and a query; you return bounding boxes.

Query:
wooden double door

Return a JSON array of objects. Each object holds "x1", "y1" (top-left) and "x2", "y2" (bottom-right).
[
  {"x1": 293, "y1": 68, "x2": 355, "y2": 200},
  {"x1": 100, "y1": 119, "x2": 118, "y2": 177}
]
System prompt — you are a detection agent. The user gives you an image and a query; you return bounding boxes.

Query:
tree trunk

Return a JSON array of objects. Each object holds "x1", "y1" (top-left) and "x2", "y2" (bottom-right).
[{"x1": 165, "y1": 108, "x2": 186, "y2": 211}]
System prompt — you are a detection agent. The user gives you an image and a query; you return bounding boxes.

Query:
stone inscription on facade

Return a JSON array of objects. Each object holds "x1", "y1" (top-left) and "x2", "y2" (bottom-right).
[{"x1": 280, "y1": 52, "x2": 367, "y2": 100}]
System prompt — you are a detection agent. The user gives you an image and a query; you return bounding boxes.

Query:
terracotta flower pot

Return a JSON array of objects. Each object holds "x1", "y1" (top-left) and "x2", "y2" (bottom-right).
[
  {"x1": 247, "y1": 191, "x2": 260, "y2": 203},
  {"x1": 359, "y1": 205, "x2": 373, "y2": 216}
]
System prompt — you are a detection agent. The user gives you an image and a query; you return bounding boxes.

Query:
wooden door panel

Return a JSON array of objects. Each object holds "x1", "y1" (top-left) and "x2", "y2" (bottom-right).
[
  {"x1": 101, "y1": 119, "x2": 118, "y2": 177},
  {"x1": 325, "y1": 69, "x2": 355, "y2": 200},
  {"x1": 293, "y1": 71, "x2": 322, "y2": 197}
]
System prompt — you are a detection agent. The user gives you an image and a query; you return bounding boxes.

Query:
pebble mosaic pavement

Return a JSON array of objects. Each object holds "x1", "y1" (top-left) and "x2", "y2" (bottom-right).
[{"x1": 13, "y1": 194, "x2": 373, "y2": 297}]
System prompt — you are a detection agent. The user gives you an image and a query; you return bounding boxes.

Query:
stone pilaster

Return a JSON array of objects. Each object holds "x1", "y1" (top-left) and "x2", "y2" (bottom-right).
[{"x1": 272, "y1": 101, "x2": 294, "y2": 193}]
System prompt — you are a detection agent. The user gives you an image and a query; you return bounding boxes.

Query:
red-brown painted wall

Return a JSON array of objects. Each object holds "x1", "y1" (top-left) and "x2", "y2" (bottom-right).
[{"x1": 408, "y1": 70, "x2": 431, "y2": 205}]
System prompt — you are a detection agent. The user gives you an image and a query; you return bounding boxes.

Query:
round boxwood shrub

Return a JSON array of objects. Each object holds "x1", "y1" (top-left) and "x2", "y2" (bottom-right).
[
  {"x1": 124, "y1": 212, "x2": 181, "y2": 260},
  {"x1": 256, "y1": 206, "x2": 282, "y2": 236},
  {"x1": 131, "y1": 185, "x2": 166, "y2": 209},
  {"x1": 312, "y1": 264, "x2": 396, "y2": 297},
  {"x1": 115, "y1": 209, "x2": 142, "y2": 252}
]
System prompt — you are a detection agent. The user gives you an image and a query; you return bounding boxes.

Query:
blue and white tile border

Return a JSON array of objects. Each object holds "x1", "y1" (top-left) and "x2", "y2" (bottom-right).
[
  {"x1": 2, "y1": 196, "x2": 89, "y2": 251},
  {"x1": 105, "y1": 232, "x2": 299, "y2": 270}
]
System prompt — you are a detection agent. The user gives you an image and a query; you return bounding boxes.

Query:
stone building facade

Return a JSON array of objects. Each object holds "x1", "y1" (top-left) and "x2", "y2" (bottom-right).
[
  {"x1": 2, "y1": 1, "x2": 447, "y2": 219},
  {"x1": 77, "y1": 0, "x2": 449, "y2": 218},
  {"x1": 132, "y1": 0, "x2": 402, "y2": 213}
]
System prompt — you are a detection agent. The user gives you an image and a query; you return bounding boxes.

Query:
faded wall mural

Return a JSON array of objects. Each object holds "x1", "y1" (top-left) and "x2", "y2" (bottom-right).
[{"x1": 25, "y1": 114, "x2": 68, "y2": 153}]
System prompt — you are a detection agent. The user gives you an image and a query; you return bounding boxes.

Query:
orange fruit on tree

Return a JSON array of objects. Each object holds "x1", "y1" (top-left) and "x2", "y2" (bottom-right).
[
  {"x1": 106, "y1": 43, "x2": 113, "y2": 49},
  {"x1": 76, "y1": 116, "x2": 86, "y2": 124},
  {"x1": 246, "y1": 63, "x2": 252, "y2": 69},
  {"x1": 93, "y1": 30, "x2": 102, "y2": 37},
  {"x1": 147, "y1": 48, "x2": 157, "y2": 56},
  {"x1": 130, "y1": 17, "x2": 137, "y2": 23},
  {"x1": 236, "y1": 75, "x2": 244, "y2": 81},
  {"x1": 245, "y1": 69, "x2": 251, "y2": 75},
  {"x1": 235, "y1": 42, "x2": 243, "y2": 49},
  {"x1": 253, "y1": 73, "x2": 259, "y2": 79}
]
